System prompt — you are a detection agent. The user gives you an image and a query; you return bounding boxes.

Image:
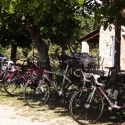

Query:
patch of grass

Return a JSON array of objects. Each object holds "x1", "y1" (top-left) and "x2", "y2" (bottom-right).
[{"x1": 0, "y1": 90, "x2": 125, "y2": 125}]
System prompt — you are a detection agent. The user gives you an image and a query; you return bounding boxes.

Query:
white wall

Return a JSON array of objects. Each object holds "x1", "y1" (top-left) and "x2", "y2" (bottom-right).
[
  {"x1": 81, "y1": 41, "x2": 89, "y2": 53},
  {"x1": 99, "y1": 25, "x2": 115, "y2": 69}
]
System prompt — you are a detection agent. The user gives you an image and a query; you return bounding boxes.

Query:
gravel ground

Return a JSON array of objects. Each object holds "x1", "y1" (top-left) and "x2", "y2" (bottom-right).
[
  {"x1": 0, "y1": 104, "x2": 45, "y2": 125},
  {"x1": 1, "y1": 103, "x2": 125, "y2": 125},
  {"x1": 0, "y1": 104, "x2": 79, "y2": 125}
]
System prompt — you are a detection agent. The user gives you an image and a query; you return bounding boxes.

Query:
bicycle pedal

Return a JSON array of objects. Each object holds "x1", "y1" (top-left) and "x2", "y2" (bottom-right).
[
  {"x1": 35, "y1": 92, "x2": 40, "y2": 94},
  {"x1": 108, "y1": 107, "x2": 113, "y2": 111},
  {"x1": 84, "y1": 103, "x2": 90, "y2": 108},
  {"x1": 75, "y1": 104, "x2": 80, "y2": 107}
]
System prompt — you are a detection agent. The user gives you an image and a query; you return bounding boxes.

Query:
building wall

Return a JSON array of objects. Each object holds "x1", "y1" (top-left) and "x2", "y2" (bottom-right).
[
  {"x1": 99, "y1": 25, "x2": 125, "y2": 70},
  {"x1": 121, "y1": 34, "x2": 125, "y2": 70},
  {"x1": 81, "y1": 41, "x2": 89, "y2": 53}
]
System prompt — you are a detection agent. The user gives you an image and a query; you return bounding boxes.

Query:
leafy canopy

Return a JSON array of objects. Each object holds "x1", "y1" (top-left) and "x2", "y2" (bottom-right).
[{"x1": 80, "y1": 0, "x2": 125, "y2": 29}]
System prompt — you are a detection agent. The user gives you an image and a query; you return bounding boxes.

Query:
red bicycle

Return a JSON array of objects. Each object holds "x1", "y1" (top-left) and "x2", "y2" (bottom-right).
[{"x1": 2, "y1": 59, "x2": 39, "y2": 96}]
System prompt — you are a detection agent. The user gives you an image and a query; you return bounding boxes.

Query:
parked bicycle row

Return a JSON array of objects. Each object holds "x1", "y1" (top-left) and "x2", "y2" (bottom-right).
[{"x1": 0, "y1": 53, "x2": 125, "y2": 125}]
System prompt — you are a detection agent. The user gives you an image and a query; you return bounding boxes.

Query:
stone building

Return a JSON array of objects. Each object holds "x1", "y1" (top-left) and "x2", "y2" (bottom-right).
[{"x1": 79, "y1": 25, "x2": 125, "y2": 70}]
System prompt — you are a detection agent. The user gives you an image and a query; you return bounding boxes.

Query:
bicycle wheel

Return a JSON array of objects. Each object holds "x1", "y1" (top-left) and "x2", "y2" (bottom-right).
[
  {"x1": 3, "y1": 73, "x2": 25, "y2": 96},
  {"x1": 119, "y1": 89, "x2": 125, "y2": 119},
  {"x1": 23, "y1": 79, "x2": 50, "y2": 108},
  {"x1": 0, "y1": 81, "x2": 4, "y2": 92},
  {"x1": 0, "y1": 71, "x2": 7, "y2": 92},
  {"x1": 69, "y1": 87, "x2": 104, "y2": 125},
  {"x1": 63, "y1": 82, "x2": 80, "y2": 108}
]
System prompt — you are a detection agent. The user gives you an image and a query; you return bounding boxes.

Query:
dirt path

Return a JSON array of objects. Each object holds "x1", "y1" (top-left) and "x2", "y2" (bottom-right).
[
  {"x1": 0, "y1": 104, "x2": 79, "y2": 125},
  {"x1": 0, "y1": 94, "x2": 124, "y2": 125},
  {"x1": 1, "y1": 102, "x2": 125, "y2": 125}
]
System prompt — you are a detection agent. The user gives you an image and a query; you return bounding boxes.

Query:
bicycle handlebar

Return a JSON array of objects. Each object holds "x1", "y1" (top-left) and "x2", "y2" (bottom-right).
[
  {"x1": 118, "y1": 72, "x2": 125, "y2": 75},
  {"x1": 92, "y1": 74, "x2": 105, "y2": 87}
]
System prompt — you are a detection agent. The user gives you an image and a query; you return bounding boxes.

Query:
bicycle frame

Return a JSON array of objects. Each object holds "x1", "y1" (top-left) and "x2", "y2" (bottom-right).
[
  {"x1": 87, "y1": 74, "x2": 125, "y2": 111},
  {"x1": 41, "y1": 64, "x2": 72, "y2": 96}
]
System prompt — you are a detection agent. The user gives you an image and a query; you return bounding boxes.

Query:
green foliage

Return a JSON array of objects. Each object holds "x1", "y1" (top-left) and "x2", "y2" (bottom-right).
[
  {"x1": 5, "y1": 47, "x2": 23, "y2": 59},
  {"x1": 0, "y1": 0, "x2": 101, "y2": 61},
  {"x1": 78, "y1": 0, "x2": 85, "y2": 5},
  {"x1": 0, "y1": 45, "x2": 7, "y2": 54},
  {"x1": 3, "y1": 46, "x2": 38, "y2": 59},
  {"x1": 89, "y1": 43, "x2": 99, "y2": 57},
  {"x1": 48, "y1": 43, "x2": 61, "y2": 55},
  {"x1": 0, "y1": 0, "x2": 84, "y2": 53},
  {"x1": 22, "y1": 47, "x2": 31, "y2": 57},
  {"x1": 82, "y1": 0, "x2": 125, "y2": 29},
  {"x1": 0, "y1": 19, "x2": 32, "y2": 49},
  {"x1": 27, "y1": 48, "x2": 38, "y2": 58}
]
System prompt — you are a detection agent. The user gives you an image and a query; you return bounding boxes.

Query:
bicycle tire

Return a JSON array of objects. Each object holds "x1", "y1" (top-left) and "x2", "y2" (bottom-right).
[
  {"x1": 119, "y1": 89, "x2": 125, "y2": 119},
  {"x1": 0, "y1": 71, "x2": 7, "y2": 92},
  {"x1": 23, "y1": 79, "x2": 50, "y2": 108},
  {"x1": 69, "y1": 87, "x2": 104, "y2": 125},
  {"x1": 3, "y1": 72, "x2": 25, "y2": 96},
  {"x1": 0, "y1": 82, "x2": 4, "y2": 92},
  {"x1": 63, "y1": 82, "x2": 80, "y2": 109}
]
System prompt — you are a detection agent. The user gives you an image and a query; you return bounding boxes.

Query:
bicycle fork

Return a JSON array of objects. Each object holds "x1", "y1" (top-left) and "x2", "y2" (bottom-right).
[{"x1": 84, "y1": 86, "x2": 97, "y2": 108}]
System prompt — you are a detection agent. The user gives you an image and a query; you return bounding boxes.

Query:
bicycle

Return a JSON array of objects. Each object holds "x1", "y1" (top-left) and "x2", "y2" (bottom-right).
[
  {"x1": 2, "y1": 58, "x2": 37, "y2": 96},
  {"x1": 0, "y1": 59, "x2": 15, "y2": 92},
  {"x1": 2, "y1": 65, "x2": 27, "y2": 96},
  {"x1": 69, "y1": 69, "x2": 125, "y2": 125},
  {"x1": 23, "y1": 56, "x2": 88, "y2": 108}
]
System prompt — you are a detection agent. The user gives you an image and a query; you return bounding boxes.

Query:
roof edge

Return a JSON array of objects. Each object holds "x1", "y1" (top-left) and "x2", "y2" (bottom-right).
[{"x1": 79, "y1": 29, "x2": 99, "y2": 42}]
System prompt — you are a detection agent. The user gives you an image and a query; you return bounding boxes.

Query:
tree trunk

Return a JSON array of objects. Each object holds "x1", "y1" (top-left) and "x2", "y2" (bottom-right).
[
  {"x1": 11, "y1": 42, "x2": 17, "y2": 63},
  {"x1": 61, "y1": 46, "x2": 66, "y2": 55},
  {"x1": 30, "y1": 24, "x2": 50, "y2": 70},
  {"x1": 34, "y1": 37, "x2": 50, "y2": 69},
  {"x1": 114, "y1": 15, "x2": 121, "y2": 80}
]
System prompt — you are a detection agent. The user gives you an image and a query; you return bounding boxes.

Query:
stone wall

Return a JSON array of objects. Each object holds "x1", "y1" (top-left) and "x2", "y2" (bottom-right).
[
  {"x1": 121, "y1": 34, "x2": 125, "y2": 70},
  {"x1": 99, "y1": 25, "x2": 125, "y2": 70}
]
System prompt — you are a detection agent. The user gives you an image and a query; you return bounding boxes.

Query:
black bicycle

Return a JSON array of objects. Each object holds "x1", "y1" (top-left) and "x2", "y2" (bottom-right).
[{"x1": 69, "y1": 70, "x2": 125, "y2": 124}]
